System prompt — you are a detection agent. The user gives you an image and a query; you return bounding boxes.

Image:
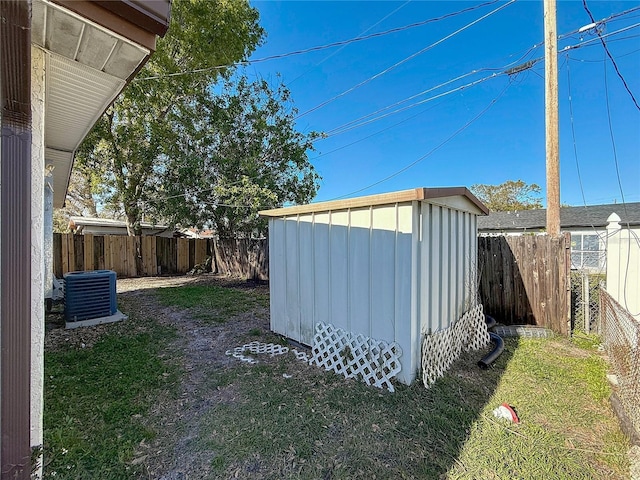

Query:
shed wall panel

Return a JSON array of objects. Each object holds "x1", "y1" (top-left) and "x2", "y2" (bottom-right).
[
  {"x1": 330, "y1": 211, "x2": 349, "y2": 331},
  {"x1": 427, "y1": 205, "x2": 441, "y2": 333},
  {"x1": 470, "y1": 214, "x2": 478, "y2": 298},
  {"x1": 348, "y1": 208, "x2": 371, "y2": 337},
  {"x1": 285, "y1": 219, "x2": 301, "y2": 342},
  {"x1": 462, "y1": 212, "x2": 470, "y2": 309},
  {"x1": 394, "y1": 204, "x2": 415, "y2": 383},
  {"x1": 313, "y1": 214, "x2": 331, "y2": 337},
  {"x1": 440, "y1": 209, "x2": 450, "y2": 332},
  {"x1": 298, "y1": 215, "x2": 316, "y2": 344},
  {"x1": 269, "y1": 219, "x2": 287, "y2": 337},
  {"x1": 420, "y1": 204, "x2": 479, "y2": 336},
  {"x1": 370, "y1": 206, "x2": 397, "y2": 342},
  {"x1": 454, "y1": 210, "x2": 463, "y2": 319},
  {"x1": 419, "y1": 204, "x2": 431, "y2": 335}
]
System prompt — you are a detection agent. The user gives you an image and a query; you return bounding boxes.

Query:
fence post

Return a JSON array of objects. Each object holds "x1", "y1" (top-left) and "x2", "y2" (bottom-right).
[{"x1": 582, "y1": 272, "x2": 590, "y2": 334}]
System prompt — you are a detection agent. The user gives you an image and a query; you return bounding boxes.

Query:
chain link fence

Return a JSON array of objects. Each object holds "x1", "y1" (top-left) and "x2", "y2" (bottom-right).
[
  {"x1": 600, "y1": 288, "x2": 640, "y2": 435},
  {"x1": 571, "y1": 271, "x2": 605, "y2": 334}
]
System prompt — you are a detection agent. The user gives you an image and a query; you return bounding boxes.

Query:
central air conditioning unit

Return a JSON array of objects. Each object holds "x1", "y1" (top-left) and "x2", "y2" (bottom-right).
[{"x1": 64, "y1": 270, "x2": 126, "y2": 329}]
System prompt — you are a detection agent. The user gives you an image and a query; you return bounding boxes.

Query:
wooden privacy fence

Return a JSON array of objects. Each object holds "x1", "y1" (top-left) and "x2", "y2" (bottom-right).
[
  {"x1": 53, "y1": 234, "x2": 268, "y2": 280},
  {"x1": 478, "y1": 233, "x2": 571, "y2": 335}
]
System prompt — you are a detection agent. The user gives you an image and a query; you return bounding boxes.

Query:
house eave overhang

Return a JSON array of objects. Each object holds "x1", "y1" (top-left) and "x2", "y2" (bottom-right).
[{"x1": 33, "y1": 0, "x2": 170, "y2": 208}]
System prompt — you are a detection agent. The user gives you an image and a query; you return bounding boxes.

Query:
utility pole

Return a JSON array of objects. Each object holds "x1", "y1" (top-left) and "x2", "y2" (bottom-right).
[{"x1": 544, "y1": 0, "x2": 561, "y2": 237}]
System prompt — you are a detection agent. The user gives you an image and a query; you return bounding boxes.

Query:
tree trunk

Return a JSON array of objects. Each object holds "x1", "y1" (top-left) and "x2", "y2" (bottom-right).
[{"x1": 125, "y1": 209, "x2": 143, "y2": 276}]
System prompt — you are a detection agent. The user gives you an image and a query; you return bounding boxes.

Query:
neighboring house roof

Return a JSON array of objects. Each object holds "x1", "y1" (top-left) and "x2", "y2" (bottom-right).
[
  {"x1": 33, "y1": 0, "x2": 170, "y2": 207},
  {"x1": 260, "y1": 187, "x2": 489, "y2": 217},
  {"x1": 69, "y1": 215, "x2": 168, "y2": 231},
  {"x1": 180, "y1": 227, "x2": 216, "y2": 239},
  {"x1": 478, "y1": 202, "x2": 640, "y2": 232}
]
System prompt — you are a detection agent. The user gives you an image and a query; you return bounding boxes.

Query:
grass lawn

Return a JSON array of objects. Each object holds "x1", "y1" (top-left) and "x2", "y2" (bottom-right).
[
  {"x1": 155, "y1": 284, "x2": 269, "y2": 322},
  {"x1": 44, "y1": 280, "x2": 630, "y2": 479},
  {"x1": 43, "y1": 315, "x2": 180, "y2": 478}
]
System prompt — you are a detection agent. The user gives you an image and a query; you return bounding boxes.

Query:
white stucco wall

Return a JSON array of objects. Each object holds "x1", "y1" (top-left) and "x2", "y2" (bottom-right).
[{"x1": 31, "y1": 45, "x2": 46, "y2": 456}]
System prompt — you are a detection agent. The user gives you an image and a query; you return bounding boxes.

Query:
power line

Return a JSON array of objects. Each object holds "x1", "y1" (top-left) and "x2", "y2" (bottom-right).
[
  {"x1": 601, "y1": 48, "x2": 640, "y2": 314},
  {"x1": 296, "y1": 0, "x2": 516, "y2": 119},
  {"x1": 134, "y1": 15, "x2": 640, "y2": 206},
  {"x1": 313, "y1": 42, "x2": 545, "y2": 148},
  {"x1": 603, "y1": 55, "x2": 630, "y2": 221},
  {"x1": 326, "y1": 79, "x2": 513, "y2": 201},
  {"x1": 560, "y1": 23, "x2": 640, "y2": 55},
  {"x1": 582, "y1": 0, "x2": 640, "y2": 110},
  {"x1": 135, "y1": 0, "x2": 502, "y2": 81},
  {"x1": 312, "y1": 101, "x2": 444, "y2": 160},
  {"x1": 321, "y1": 22, "x2": 639, "y2": 139},
  {"x1": 323, "y1": 71, "x2": 509, "y2": 138},
  {"x1": 321, "y1": 53, "x2": 543, "y2": 138},
  {"x1": 565, "y1": 55, "x2": 588, "y2": 208},
  {"x1": 135, "y1": 3, "x2": 640, "y2": 84},
  {"x1": 569, "y1": 45, "x2": 640, "y2": 62},
  {"x1": 286, "y1": 0, "x2": 412, "y2": 87},
  {"x1": 556, "y1": 5, "x2": 640, "y2": 42}
]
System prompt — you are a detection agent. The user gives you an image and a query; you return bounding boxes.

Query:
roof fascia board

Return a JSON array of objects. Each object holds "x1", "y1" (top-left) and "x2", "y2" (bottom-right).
[
  {"x1": 95, "y1": 0, "x2": 171, "y2": 37},
  {"x1": 51, "y1": 0, "x2": 157, "y2": 51}
]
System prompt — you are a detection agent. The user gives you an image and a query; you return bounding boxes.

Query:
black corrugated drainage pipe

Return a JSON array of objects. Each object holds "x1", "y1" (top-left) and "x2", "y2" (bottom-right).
[
  {"x1": 478, "y1": 315, "x2": 504, "y2": 369},
  {"x1": 484, "y1": 314, "x2": 497, "y2": 330}
]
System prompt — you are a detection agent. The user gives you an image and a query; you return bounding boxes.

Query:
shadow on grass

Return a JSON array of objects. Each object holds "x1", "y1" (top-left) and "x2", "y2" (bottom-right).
[{"x1": 197, "y1": 337, "x2": 518, "y2": 479}]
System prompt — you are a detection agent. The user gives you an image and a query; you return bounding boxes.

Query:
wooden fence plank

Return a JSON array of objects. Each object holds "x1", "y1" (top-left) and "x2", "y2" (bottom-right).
[
  {"x1": 52, "y1": 234, "x2": 269, "y2": 279},
  {"x1": 83, "y1": 234, "x2": 94, "y2": 271},
  {"x1": 53, "y1": 233, "x2": 62, "y2": 278},
  {"x1": 128, "y1": 236, "x2": 137, "y2": 277},
  {"x1": 60, "y1": 233, "x2": 69, "y2": 274},
  {"x1": 64, "y1": 234, "x2": 76, "y2": 273},
  {"x1": 95, "y1": 236, "x2": 105, "y2": 270},
  {"x1": 177, "y1": 238, "x2": 189, "y2": 273},
  {"x1": 152, "y1": 237, "x2": 158, "y2": 275},
  {"x1": 74, "y1": 235, "x2": 84, "y2": 271},
  {"x1": 194, "y1": 239, "x2": 208, "y2": 266},
  {"x1": 104, "y1": 235, "x2": 113, "y2": 272},
  {"x1": 478, "y1": 234, "x2": 569, "y2": 335},
  {"x1": 141, "y1": 236, "x2": 157, "y2": 276}
]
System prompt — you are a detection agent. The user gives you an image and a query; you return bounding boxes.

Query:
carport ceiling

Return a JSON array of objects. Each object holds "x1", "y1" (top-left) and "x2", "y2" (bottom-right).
[{"x1": 32, "y1": 0, "x2": 151, "y2": 207}]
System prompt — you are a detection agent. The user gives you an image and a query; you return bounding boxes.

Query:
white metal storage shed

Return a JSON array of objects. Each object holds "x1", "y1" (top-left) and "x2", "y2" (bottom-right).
[{"x1": 260, "y1": 187, "x2": 488, "y2": 385}]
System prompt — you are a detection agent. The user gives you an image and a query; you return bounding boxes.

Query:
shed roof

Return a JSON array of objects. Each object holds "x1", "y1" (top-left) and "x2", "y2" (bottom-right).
[
  {"x1": 478, "y1": 202, "x2": 640, "y2": 232},
  {"x1": 259, "y1": 187, "x2": 489, "y2": 217}
]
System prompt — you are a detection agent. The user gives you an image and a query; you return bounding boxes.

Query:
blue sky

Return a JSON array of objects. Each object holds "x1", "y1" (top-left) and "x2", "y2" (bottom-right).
[{"x1": 247, "y1": 0, "x2": 640, "y2": 206}]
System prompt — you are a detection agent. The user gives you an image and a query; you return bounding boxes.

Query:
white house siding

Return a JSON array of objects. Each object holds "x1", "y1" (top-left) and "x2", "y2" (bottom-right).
[
  {"x1": 31, "y1": 45, "x2": 46, "y2": 454},
  {"x1": 606, "y1": 221, "x2": 640, "y2": 319},
  {"x1": 267, "y1": 195, "x2": 482, "y2": 385}
]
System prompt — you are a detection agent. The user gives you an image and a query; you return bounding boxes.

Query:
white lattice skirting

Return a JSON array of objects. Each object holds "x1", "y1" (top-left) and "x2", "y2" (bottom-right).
[
  {"x1": 225, "y1": 341, "x2": 311, "y2": 365},
  {"x1": 421, "y1": 304, "x2": 489, "y2": 388},
  {"x1": 225, "y1": 341, "x2": 290, "y2": 364},
  {"x1": 310, "y1": 323, "x2": 402, "y2": 392}
]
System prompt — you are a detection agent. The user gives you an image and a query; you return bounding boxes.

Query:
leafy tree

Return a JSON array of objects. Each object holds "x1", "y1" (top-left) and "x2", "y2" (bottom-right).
[
  {"x1": 155, "y1": 75, "x2": 320, "y2": 237},
  {"x1": 52, "y1": 164, "x2": 109, "y2": 233},
  {"x1": 471, "y1": 180, "x2": 543, "y2": 212},
  {"x1": 75, "y1": 0, "x2": 265, "y2": 235}
]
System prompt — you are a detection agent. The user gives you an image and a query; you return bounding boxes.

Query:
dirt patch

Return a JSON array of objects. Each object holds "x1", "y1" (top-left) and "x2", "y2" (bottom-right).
[{"x1": 116, "y1": 275, "x2": 272, "y2": 479}]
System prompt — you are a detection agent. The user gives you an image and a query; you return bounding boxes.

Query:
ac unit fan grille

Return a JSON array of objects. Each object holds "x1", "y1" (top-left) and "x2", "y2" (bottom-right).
[{"x1": 64, "y1": 270, "x2": 117, "y2": 322}]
